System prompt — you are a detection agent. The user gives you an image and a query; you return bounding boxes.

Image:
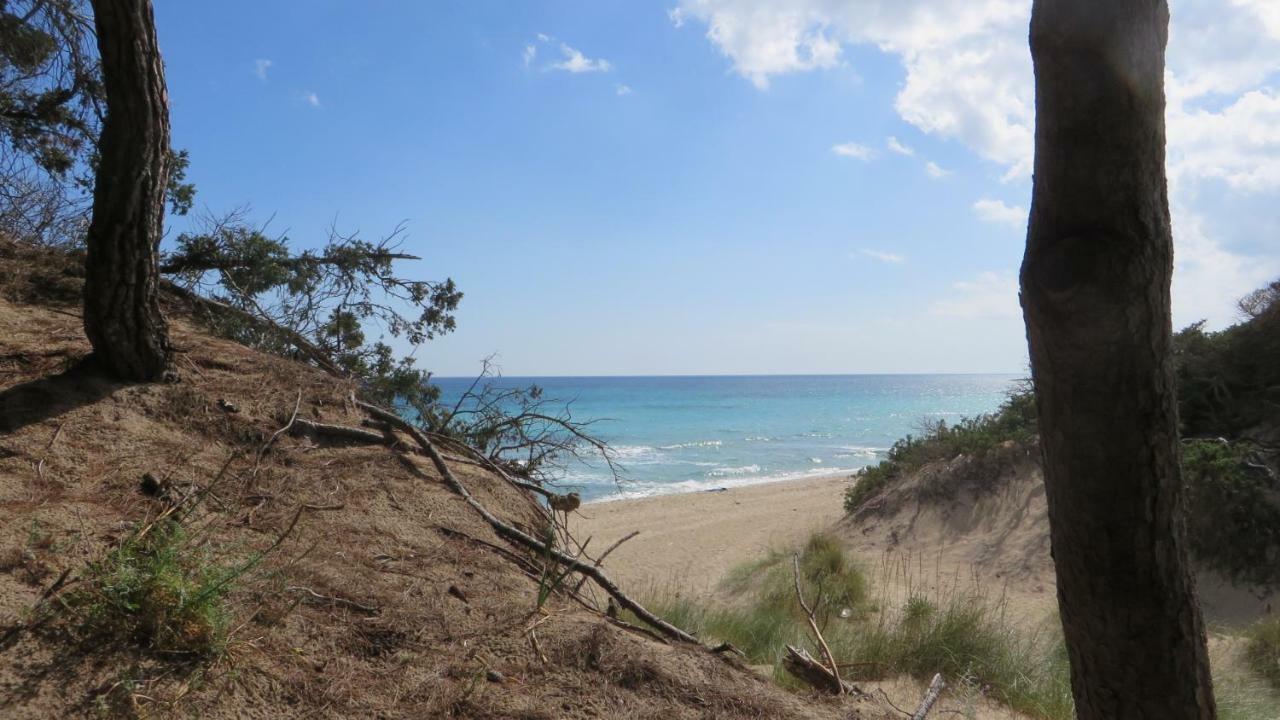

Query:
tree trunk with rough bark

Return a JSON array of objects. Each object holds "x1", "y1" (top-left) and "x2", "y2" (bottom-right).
[
  {"x1": 82, "y1": 0, "x2": 172, "y2": 381},
  {"x1": 1021, "y1": 1, "x2": 1216, "y2": 718}
]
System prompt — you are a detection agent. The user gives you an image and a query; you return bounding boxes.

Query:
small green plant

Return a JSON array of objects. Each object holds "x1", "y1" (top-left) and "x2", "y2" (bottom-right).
[
  {"x1": 1245, "y1": 615, "x2": 1280, "y2": 688},
  {"x1": 66, "y1": 520, "x2": 244, "y2": 657}
]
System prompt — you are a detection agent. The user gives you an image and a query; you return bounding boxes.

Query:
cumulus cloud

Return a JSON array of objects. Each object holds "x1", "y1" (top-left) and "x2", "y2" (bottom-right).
[
  {"x1": 925, "y1": 161, "x2": 951, "y2": 178},
  {"x1": 523, "y1": 44, "x2": 537, "y2": 67},
  {"x1": 886, "y1": 136, "x2": 914, "y2": 156},
  {"x1": 857, "y1": 248, "x2": 905, "y2": 263},
  {"x1": 253, "y1": 58, "x2": 272, "y2": 82},
  {"x1": 616, "y1": 84, "x2": 633, "y2": 96},
  {"x1": 831, "y1": 142, "x2": 874, "y2": 160},
  {"x1": 671, "y1": 0, "x2": 1280, "y2": 187},
  {"x1": 302, "y1": 91, "x2": 321, "y2": 108},
  {"x1": 930, "y1": 271, "x2": 1020, "y2": 319},
  {"x1": 551, "y1": 42, "x2": 612, "y2": 73},
  {"x1": 672, "y1": 0, "x2": 1280, "y2": 325},
  {"x1": 972, "y1": 198, "x2": 1025, "y2": 227}
]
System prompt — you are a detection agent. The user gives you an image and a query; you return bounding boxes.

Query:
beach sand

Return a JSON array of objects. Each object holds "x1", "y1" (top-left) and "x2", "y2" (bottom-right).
[{"x1": 575, "y1": 473, "x2": 853, "y2": 597}]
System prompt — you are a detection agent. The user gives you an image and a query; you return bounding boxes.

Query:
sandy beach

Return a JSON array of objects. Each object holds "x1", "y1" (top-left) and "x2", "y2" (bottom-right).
[{"x1": 575, "y1": 473, "x2": 853, "y2": 597}]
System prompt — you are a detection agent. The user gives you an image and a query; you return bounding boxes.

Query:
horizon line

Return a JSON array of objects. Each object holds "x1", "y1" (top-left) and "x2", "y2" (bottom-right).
[{"x1": 431, "y1": 371, "x2": 1027, "y2": 380}]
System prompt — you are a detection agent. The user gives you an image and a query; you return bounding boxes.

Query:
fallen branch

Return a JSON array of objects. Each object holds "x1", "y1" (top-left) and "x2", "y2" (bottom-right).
[
  {"x1": 291, "y1": 418, "x2": 386, "y2": 445},
  {"x1": 356, "y1": 398, "x2": 700, "y2": 646},
  {"x1": 251, "y1": 391, "x2": 302, "y2": 483},
  {"x1": 782, "y1": 645, "x2": 863, "y2": 695},
  {"x1": 912, "y1": 673, "x2": 946, "y2": 719},
  {"x1": 793, "y1": 554, "x2": 844, "y2": 693},
  {"x1": 286, "y1": 586, "x2": 379, "y2": 614},
  {"x1": 572, "y1": 530, "x2": 640, "y2": 594}
]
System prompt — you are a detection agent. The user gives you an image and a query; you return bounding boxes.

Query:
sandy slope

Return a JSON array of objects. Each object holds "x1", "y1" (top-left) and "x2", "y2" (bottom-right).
[{"x1": 577, "y1": 474, "x2": 853, "y2": 596}]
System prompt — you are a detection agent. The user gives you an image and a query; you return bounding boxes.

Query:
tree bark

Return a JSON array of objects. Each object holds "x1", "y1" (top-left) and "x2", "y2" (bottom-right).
[
  {"x1": 82, "y1": 0, "x2": 172, "y2": 381},
  {"x1": 1022, "y1": 1, "x2": 1215, "y2": 718}
]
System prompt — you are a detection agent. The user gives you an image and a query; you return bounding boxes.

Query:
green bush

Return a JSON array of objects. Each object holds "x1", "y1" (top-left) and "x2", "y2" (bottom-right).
[
  {"x1": 1183, "y1": 439, "x2": 1280, "y2": 585},
  {"x1": 66, "y1": 521, "x2": 242, "y2": 657},
  {"x1": 1245, "y1": 615, "x2": 1280, "y2": 688}
]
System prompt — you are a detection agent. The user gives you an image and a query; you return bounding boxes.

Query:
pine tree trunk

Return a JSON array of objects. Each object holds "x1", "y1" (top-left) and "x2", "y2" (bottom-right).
[
  {"x1": 1021, "y1": 1, "x2": 1215, "y2": 718},
  {"x1": 82, "y1": 0, "x2": 172, "y2": 381}
]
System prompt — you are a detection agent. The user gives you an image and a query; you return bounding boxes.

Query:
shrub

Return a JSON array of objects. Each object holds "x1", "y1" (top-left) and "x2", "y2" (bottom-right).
[
  {"x1": 65, "y1": 521, "x2": 243, "y2": 657},
  {"x1": 1182, "y1": 439, "x2": 1280, "y2": 585},
  {"x1": 1245, "y1": 615, "x2": 1280, "y2": 689}
]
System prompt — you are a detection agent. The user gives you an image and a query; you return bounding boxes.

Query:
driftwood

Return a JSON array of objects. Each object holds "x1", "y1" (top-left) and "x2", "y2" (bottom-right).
[
  {"x1": 912, "y1": 673, "x2": 946, "y2": 719},
  {"x1": 782, "y1": 645, "x2": 864, "y2": 695},
  {"x1": 356, "y1": 398, "x2": 700, "y2": 646}
]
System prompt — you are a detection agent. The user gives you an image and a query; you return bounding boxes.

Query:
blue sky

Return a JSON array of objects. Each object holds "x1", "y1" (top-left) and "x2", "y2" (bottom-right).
[{"x1": 154, "y1": 1, "x2": 1279, "y2": 377}]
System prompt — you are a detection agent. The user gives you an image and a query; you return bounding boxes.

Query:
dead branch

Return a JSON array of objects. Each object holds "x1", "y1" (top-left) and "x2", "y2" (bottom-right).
[
  {"x1": 285, "y1": 586, "x2": 379, "y2": 614},
  {"x1": 356, "y1": 398, "x2": 700, "y2": 646},
  {"x1": 572, "y1": 530, "x2": 640, "y2": 594},
  {"x1": 912, "y1": 673, "x2": 946, "y2": 719},
  {"x1": 792, "y1": 554, "x2": 845, "y2": 693},
  {"x1": 291, "y1": 418, "x2": 386, "y2": 445},
  {"x1": 250, "y1": 391, "x2": 302, "y2": 484},
  {"x1": 782, "y1": 645, "x2": 854, "y2": 695}
]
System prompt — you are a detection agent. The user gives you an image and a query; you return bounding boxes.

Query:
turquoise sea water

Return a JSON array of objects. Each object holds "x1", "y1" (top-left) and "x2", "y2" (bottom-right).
[{"x1": 434, "y1": 374, "x2": 1020, "y2": 502}]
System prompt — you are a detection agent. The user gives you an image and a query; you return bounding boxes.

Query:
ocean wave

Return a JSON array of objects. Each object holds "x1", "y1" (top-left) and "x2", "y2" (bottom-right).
[
  {"x1": 833, "y1": 445, "x2": 885, "y2": 459},
  {"x1": 588, "y1": 466, "x2": 856, "y2": 504},
  {"x1": 744, "y1": 436, "x2": 778, "y2": 442},
  {"x1": 658, "y1": 440, "x2": 722, "y2": 450},
  {"x1": 706, "y1": 464, "x2": 761, "y2": 477},
  {"x1": 809, "y1": 457, "x2": 823, "y2": 464}
]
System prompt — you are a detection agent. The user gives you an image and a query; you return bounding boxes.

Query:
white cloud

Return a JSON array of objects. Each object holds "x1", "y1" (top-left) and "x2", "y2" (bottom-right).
[
  {"x1": 523, "y1": 44, "x2": 537, "y2": 66},
  {"x1": 925, "y1": 161, "x2": 951, "y2": 178},
  {"x1": 972, "y1": 198, "x2": 1025, "y2": 227},
  {"x1": 551, "y1": 42, "x2": 612, "y2": 73},
  {"x1": 671, "y1": 0, "x2": 1280, "y2": 186},
  {"x1": 856, "y1": 248, "x2": 905, "y2": 263},
  {"x1": 253, "y1": 58, "x2": 272, "y2": 82},
  {"x1": 886, "y1": 136, "x2": 914, "y2": 156},
  {"x1": 616, "y1": 84, "x2": 633, "y2": 96},
  {"x1": 831, "y1": 142, "x2": 874, "y2": 160},
  {"x1": 1167, "y1": 89, "x2": 1280, "y2": 192},
  {"x1": 537, "y1": 32, "x2": 551, "y2": 42},
  {"x1": 673, "y1": 0, "x2": 1280, "y2": 326},
  {"x1": 1171, "y1": 206, "x2": 1280, "y2": 327},
  {"x1": 302, "y1": 91, "x2": 321, "y2": 108},
  {"x1": 931, "y1": 271, "x2": 1020, "y2": 319}
]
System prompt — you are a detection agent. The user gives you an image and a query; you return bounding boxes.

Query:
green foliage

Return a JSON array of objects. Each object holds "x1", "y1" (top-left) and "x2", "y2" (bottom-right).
[
  {"x1": 0, "y1": 0, "x2": 99, "y2": 178},
  {"x1": 1182, "y1": 439, "x2": 1280, "y2": 585},
  {"x1": 1245, "y1": 615, "x2": 1280, "y2": 689},
  {"x1": 65, "y1": 521, "x2": 241, "y2": 657},
  {"x1": 1174, "y1": 280, "x2": 1280, "y2": 438},
  {"x1": 844, "y1": 383, "x2": 1037, "y2": 512},
  {"x1": 166, "y1": 213, "x2": 461, "y2": 418}
]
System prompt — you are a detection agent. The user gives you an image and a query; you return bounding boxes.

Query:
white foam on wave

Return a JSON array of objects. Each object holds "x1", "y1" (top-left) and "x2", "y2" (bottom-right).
[
  {"x1": 706, "y1": 464, "x2": 760, "y2": 477},
  {"x1": 658, "y1": 440, "x2": 723, "y2": 450},
  {"x1": 833, "y1": 445, "x2": 885, "y2": 459},
  {"x1": 587, "y1": 466, "x2": 857, "y2": 504}
]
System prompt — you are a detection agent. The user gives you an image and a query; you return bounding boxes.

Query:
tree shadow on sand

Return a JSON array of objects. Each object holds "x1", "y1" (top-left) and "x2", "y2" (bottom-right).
[{"x1": 0, "y1": 357, "x2": 122, "y2": 434}]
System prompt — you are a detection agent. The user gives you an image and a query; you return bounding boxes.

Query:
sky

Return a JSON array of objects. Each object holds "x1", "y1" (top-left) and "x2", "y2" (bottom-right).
[{"x1": 154, "y1": 1, "x2": 1280, "y2": 377}]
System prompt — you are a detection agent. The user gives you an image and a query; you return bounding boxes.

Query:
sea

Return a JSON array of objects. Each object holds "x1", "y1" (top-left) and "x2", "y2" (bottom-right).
[{"x1": 434, "y1": 374, "x2": 1021, "y2": 503}]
